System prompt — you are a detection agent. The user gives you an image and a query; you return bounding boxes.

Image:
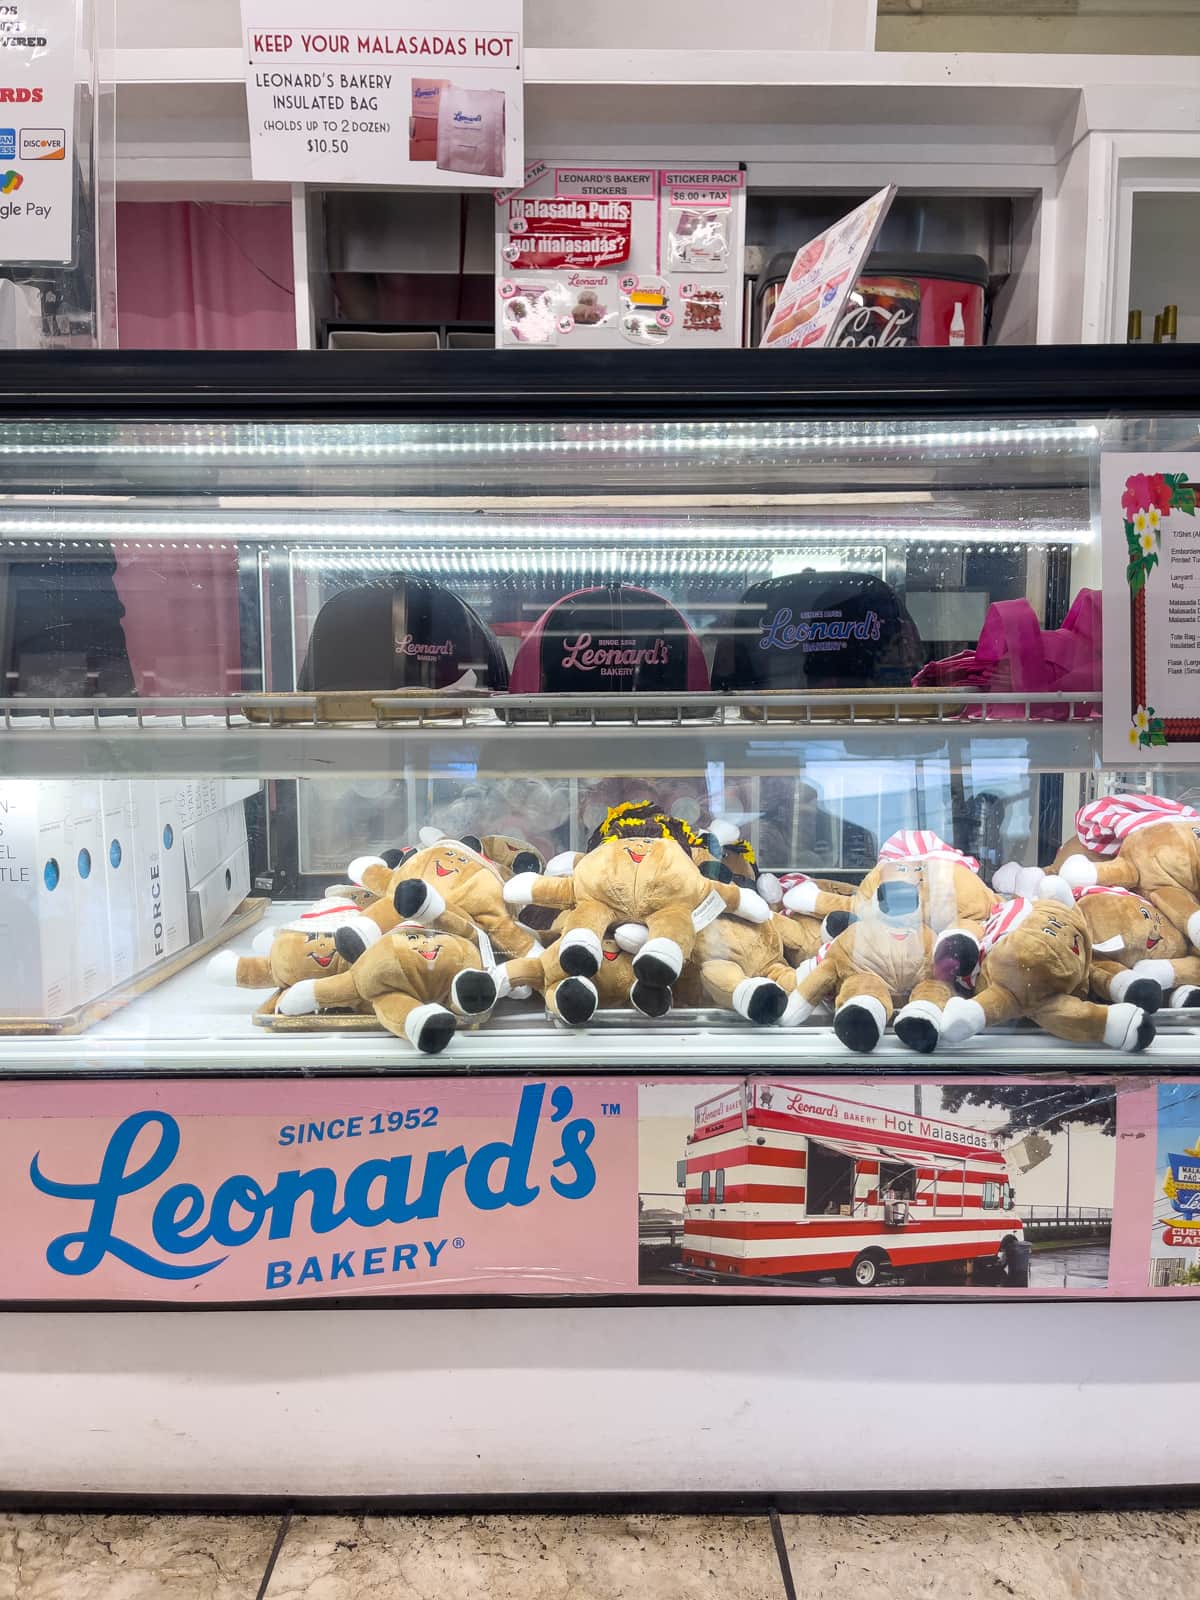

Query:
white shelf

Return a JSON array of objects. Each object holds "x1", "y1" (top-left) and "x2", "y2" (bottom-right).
[
  {"x1": 2, "y1": 900, "x2": 1191, "y2": 1077},
  {"x1": 0, "y1": 692, "x2": 1103, "y2": 780}
]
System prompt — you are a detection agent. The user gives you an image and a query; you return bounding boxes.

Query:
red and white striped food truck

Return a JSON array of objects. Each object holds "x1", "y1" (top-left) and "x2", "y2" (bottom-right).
[{"x1": 682, "y1": 1083, "x2": 1028, "y2": 1288}]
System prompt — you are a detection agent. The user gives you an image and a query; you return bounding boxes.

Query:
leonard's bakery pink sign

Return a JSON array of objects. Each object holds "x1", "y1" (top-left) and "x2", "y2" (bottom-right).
[{"x1": 0, "y1": 1078, "x2": 635, "y2": 1302}]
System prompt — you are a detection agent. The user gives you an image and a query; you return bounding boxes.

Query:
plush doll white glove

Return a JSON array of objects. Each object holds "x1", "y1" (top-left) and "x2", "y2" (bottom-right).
[
  {"x1": 277, "y1": 979, "x2": 319, "y2": 1016},
  {"x1": 502, "y1": 872, "x2": 540, "y2": 908},
  {"x1": 939, "y1": 996, "x2": 986, "y2": 1044}
]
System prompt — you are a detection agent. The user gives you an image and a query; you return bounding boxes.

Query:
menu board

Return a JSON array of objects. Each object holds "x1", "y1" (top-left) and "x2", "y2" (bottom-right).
[
  {"x1": 1101, "y1": 452, "x2": 1200, "y2": 763},
  {"x1": 495, "y1": 163, "x2": 746, "y2": 349}
]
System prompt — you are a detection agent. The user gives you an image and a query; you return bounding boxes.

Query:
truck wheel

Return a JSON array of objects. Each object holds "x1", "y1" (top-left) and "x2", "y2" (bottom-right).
[
  {"x1": 1002, "y1": 1240, "x2": 1031, "y2": 1288},
  {"x1": 846, "y1": 1251, "x2": 885, "y2": 1288}
]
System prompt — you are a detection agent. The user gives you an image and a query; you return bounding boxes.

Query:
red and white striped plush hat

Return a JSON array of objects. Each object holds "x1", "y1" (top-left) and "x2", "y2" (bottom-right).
[
  {"x1": 1074, "y1": 884, "x2": 1141, "y2": 902},
  {"x1": 878, "y1": 830, "x2": 980, "y2": 874},
  {"x1": 777, "y1": 872, "x2": 814, "y2": 892},
  {"x1": 980, "y1": 896, "x2": 1034, "y2": 956},
  {"x1": 1074, "y1": 795, "x2": 1199, "y2": 857}
]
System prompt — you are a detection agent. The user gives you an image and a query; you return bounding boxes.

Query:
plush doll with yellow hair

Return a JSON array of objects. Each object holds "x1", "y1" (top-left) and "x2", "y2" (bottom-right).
[
  {"x1": 782, "y1": 830, "x2": 993, "y2": 986},
  {"x1": 342, "y1": 836, "x2": 543, "y2": 962},
  {"x1": 502, "y1": 830, "x2": 771, "y2": 1017},
  {"x1": 1053, "y1": 796, "x2": 1200, "y2": 951},
  {"x1": 939, "y1": 896, "x2": 1156, "y2": 1050},
  {"x1": 207, "y1": 898, "x2": 383, "y2": 1013},
  {"x1": 543, "y1": 801, "x2": 750, "y2": 884},
  {"x1": 782, "y1": 858, "x2": 957, "y2": 1053},
  {"x1": 1071, "y1": 885, "x2": 1200, "y2": 1012},
  {"x1": 274, "y1": 921, "x2": 498, "y2": 1053}
]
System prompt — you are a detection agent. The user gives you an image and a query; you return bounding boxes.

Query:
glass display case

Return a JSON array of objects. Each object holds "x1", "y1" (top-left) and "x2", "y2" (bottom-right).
[
  {"x1": 0, "y1": 347, "x2": 1194, "y2": 1067},
  {"x1": 0, "y1": 347, "x2": 1197, "y2": 1306}
]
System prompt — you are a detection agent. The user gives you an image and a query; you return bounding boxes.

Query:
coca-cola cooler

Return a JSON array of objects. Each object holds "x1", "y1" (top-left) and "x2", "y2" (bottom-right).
[{"x1": 753, "y1": 252, "x2": 989, "y2": 347}]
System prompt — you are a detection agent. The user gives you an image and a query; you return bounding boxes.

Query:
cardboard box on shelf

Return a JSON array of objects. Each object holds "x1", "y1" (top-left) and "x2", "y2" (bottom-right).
[
  {"x1": 0, "y1": 780, "x2": 76, "y2": 1018},
  {"x1": 183, "y1": 802, "x2": 248, "y2": 887},
  {"x1": 129, "y1": 780, "x2": 186, "y2": 971},
  {"x1": 166, "y1": 778, "x2": 262, "y2": 832},
  {"x1": 157, "y1": 784, "x2": 189, "y2": 960},
  {"x1": 101, "y1": 780, "x2": 137, "y2": 988},
  {"x1": 67, "y1": 782, "x2": 110, "y2": 1005},
  {"x1": 186, "y1": 843, "x2": 251, "y2": 942}
]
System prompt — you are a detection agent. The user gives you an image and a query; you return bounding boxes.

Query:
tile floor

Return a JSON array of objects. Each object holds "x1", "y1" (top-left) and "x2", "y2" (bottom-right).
[{"x1": 0, "y1": 1508, "x2": 1196, "y2": 1598}]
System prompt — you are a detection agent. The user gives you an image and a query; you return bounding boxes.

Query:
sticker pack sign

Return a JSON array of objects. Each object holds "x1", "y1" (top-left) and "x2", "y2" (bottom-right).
[
  {"x1": 0, "y1": 0, "x2": 74, "y2": 264},
  {"x1": 1101, "y1": 453, "x2": 1200, "y2": 763},
  {"x1": 240, "y1": 0, "x2": 524, "y2": 188},
  {"x1": 496, "y1": 162, "x2": 745, "y2": 350}
]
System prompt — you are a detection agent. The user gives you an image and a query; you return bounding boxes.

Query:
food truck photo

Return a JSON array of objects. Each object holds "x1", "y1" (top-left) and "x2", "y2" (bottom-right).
[{"x1": 681, "y1": 1083, "x2": 1029, "y2": 1288}]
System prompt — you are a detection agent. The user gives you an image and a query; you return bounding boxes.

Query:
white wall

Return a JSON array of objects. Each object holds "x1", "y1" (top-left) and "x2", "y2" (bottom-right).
[
  {"x1": 115, "y1": 0, "x2": 875, "y2": 51},
  {"x1": 1, "y1": 1302, "x2": 1197, "y2": 1496},
  {"x1": 1129, "y1": 191, "x2": 1200, "y2": 342}
]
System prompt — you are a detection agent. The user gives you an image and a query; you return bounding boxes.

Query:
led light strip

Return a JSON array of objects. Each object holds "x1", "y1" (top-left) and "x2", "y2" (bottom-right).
[
  {"x1": 0, "y1": 421, "x2": 1101, "y2": 459},
  {"x1": 0, "y1": 516, "x2": 1091, "y2": 545}
]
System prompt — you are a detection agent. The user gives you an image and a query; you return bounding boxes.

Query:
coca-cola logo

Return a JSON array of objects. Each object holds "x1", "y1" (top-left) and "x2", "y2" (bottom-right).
[
  {"x1": 834, "y1": 303, "x2": 914, "y2": 348},
  {"x1": 395, "y1": 634, "x2": 455, "y2": 658}
]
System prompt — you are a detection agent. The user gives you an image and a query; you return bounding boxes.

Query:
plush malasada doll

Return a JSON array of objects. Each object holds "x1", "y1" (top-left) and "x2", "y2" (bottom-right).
[
  {"x1": 690, "y1": 911, "x2": 816, "y2": 1025},
  {"x1": 783, "y1": 830, "x2": 993, "y2": 986},
  {"x1": 1055, "y1": 795, "x2": 1200, "y2": 950},
  {"x1": 499, "y1": 912, "x2": 641, "y2": 1026},
  {"x1": 502, "y1": 834, "x2": 770, "y2": 1017},
  {"x1": 783, "y1": 872, "x2": 954, "y2": 1053},
  {"x1": 762, "y1": 870, "x2": 855, "y2": 954},
  {"x1": 939, "y1": 897, "x2": 1155, "y2": 1051},
  {"x1": 207, "y1": 899, "x2": 383, "y2": 1014},
  {"x1": 343, "y1": 837, "x2": 543, "y2": 962},
  {"x1": 544, "y1": 802, "x2": 748, "y2": 883},
  {"x1": 276, "y1": 922, "x2": 498, "y2": 1053},
  {"x1": 1072, "y1": 885, "x2": 1200, "y2": 1012},
  {"x1": 414, "y1": 824, "x2": 542, "y2": 877},
  {"x1": 611, "y1": 910, "x2": 813, "y2": 1025}
]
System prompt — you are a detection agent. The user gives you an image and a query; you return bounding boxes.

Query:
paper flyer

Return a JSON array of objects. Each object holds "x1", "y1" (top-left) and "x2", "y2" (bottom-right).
[
  {"x1": 495, "y1": 163, "x2": 746, "y2": 350},
  {"x1": 759, "y1": 184, "x2": 897, "y2": 350},
  {"x1": 1100, "y1": 452, "x2": 1200, "y2": 763},
  {"x1": 240, "y1": 0, "x2": 524, "y2": 188}
]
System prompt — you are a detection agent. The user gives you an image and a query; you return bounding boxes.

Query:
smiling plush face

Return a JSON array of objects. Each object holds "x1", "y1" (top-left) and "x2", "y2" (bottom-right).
[
  {"x1": 389, "y1": 841, "x2": 504, "y2": 900},
  {"x1": 573, "y1": 835, "x2": 700, "y2": 916},
  {"x1": 393, "y1": 924, "x2": 450, "y2": 966},
  {"x1": 1078, "y1": 891, "x2": 1187, "y2": 964},
  {"x1": 987, "y1": 900, "x2": 1092, "y2": 1002},
  {"x1": 269, "y1": 929, "x2": 351, "y2": 985}
]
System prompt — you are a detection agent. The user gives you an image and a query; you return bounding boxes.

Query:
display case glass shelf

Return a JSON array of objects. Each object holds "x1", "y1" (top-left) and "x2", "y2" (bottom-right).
[{"x1": 0, "y1": 348, "x2": 1195, "y2": 1078}]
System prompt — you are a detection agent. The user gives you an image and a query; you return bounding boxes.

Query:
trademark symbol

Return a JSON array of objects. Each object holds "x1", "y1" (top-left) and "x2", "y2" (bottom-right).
[
  {"x1": 452, "y1": 1236, "x2": 466, "y2": 1249},
  {"x1": 602, "y1": 1102, "x2": 621, "y2": 1117}
]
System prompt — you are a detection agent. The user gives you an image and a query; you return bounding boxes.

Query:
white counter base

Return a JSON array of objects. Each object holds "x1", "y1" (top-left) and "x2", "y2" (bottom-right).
[{"x1": 0, "y1": 1301, "x2": 1193, "y2": 1497}]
